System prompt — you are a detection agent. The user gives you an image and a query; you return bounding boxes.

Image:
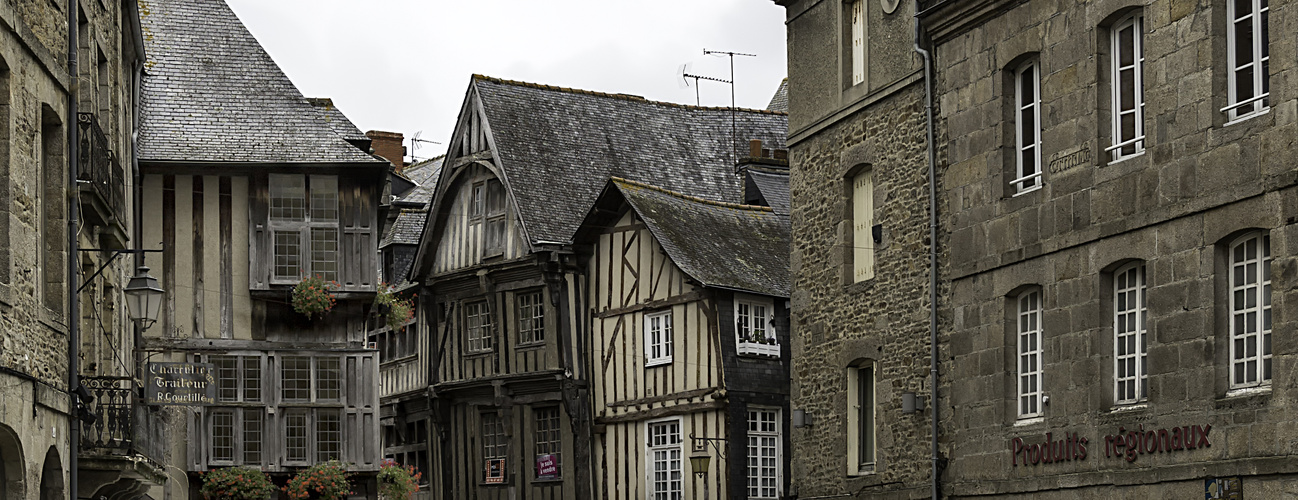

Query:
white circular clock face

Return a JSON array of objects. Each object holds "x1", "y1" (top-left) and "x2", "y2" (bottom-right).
[{"x1": 881, "y1": 0, "x2": 901, "y2": 15}]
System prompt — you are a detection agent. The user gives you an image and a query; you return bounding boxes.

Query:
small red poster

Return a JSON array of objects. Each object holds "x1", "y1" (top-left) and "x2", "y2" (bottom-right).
[
  {"x1": 485, "y1": 459, "x2": 506, "y2": 484},
  {"x1": 536, "y1": 454, "x2": 558, "y2": 479}
]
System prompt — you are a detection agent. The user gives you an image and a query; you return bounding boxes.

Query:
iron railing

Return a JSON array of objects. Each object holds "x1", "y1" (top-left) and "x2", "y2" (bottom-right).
[
  {"x1": 77, "y1": 112, "x2": 125, "y2": 222},
  {"x1": 80, "y1": 376, "x2": 165, "y2": 463}
]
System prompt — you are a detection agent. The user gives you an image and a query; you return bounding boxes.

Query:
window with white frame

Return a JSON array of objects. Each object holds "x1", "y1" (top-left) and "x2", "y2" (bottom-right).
[
  {"x1": 269, "y1": 174, "x2": 339, "y2": 282},
  {"x1": 646, "y1": 419, "x2": 682, "y2": 500},
  {"x1": 852, "y1": 169, "x2": 874, "y2": 282},
  {"x1": 736, "y1": 296, "x2": 779, "y2": 357},
  {"x1": 465, "y1": 301, "x2": 493, "y2": 353},
  {"x1": 850, "y1": 0, "x2": 865, "y2": 86},
  {"x1": 1013, "y1": 61, "x2": 1042, "y2": 195},
  {"x1": 645, "y1": 310, "x2": 674, "y2": 367},
  {"x1": 846, "y1": 360, "x2": 875, "y2": 474},
  {"x1": 1226, "y1": 0, "x2": 1269, "y2": 121},
  {"x1": 1017, "y1": 290, "x2": 1044, "y2": 418},
  {"x1": 747, "y1": 408, "x2": 780, "y2": 499},
  {"x1": 1230, "y1": 233, "x2": 1271, "y2": 388},
  {"x1": 518, "y1": 291, "x2": 545, "y2": 344},
  {"x1": 1114, "y1": 263, "x2": 1147, "y2": 404},
  {"x1": 1109, "y1": 13, "x2": 1145, "y2": 161}
]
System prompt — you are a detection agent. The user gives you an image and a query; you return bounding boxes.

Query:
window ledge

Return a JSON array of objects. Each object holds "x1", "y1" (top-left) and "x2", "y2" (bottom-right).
[
  {"x1": 737, "y1": 342, "x2": 780, "y2": 357},
  {"x1": 1103, "y1": 150, "x2": 1145, "y2": 167},
  {"x1": 464, "y1": 350, "x2": 494, "y2": 358},
  {"x1": 1218, "y1": 386, "x2": 1271, "y2": 406},
  {"x1": 1011, "y1": 185, "x2": 1042, "y2": 198},
  {"x1": 1108, "y1": 402, "x2": 1148, "y2": 413},
  {"x1": 645, "y1": 359, "x2": 672, "y2": 368},
  {"x1": 1013, "y1": 416, "x2": 1045, "y2": 427},
  {"x1": 515, "y1": 341, "x2": 546, "y2": 350},
  {"x1": 1223, "y1": 107, "x2": 1270, "y2": 127}
]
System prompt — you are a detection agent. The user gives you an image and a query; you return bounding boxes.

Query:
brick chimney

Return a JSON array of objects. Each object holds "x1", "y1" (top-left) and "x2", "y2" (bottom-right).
[{"x1": 366, "y1": 130, "x2": 406, "y2": 172}]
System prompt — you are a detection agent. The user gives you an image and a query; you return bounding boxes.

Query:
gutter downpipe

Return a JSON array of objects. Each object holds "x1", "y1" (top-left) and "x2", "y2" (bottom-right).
[
  {"x1": 913, "y1": 11, "x2": 939, "y2": 500},
  {"x1": 67, "y1": 3, "x2": 81, "y2": 500}
]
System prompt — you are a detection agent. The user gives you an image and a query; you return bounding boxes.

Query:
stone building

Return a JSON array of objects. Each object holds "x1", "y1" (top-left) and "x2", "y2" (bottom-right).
[
  {"x1": 1, "y1": 0, "x2": 176, "y2": 498},
  {"x1": 921, "y1": 0, "x2": 1298, "y2": 496},
  {"x1": 773, "y1": 0, "x2": 940, "y2": 497},
  {"x1": 136, "y1": 0, "x2": 387, "y2": 495}
]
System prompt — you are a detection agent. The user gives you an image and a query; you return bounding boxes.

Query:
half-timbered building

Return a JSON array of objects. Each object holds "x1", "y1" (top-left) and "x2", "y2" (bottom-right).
[
  {"x1": 573, "y1": 175, "x2": 792, "y2": 500},
  {"x1": 136, "y1": 0, "x2": 387, "y2": 494},
  {"x1": 410, "y1": 75, "x2": 787, "y2": 499}
]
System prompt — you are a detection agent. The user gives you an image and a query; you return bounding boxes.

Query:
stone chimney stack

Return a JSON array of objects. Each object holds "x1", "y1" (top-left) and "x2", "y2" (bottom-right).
[{"x1": 366, "y1": 130, "x2": 406, "y2": 172}]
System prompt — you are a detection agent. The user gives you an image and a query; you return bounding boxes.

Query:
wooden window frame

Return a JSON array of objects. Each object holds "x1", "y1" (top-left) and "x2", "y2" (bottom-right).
[
  {"x1": 645, "y1": 310, "x2": 674, "y2": 367},
  {"x1": 316, "y1": 408, "x2": 343, "y2": 462},
  {"x1": 1017, "y1": 290, "x2": 1044, "y2": 418},
  {"x1": 268, "y1": 174, "x2": 341, "y2": 284},
  {"x1": 736, "y1": 294, "x2": 779, "y2": 357},
  {"x1": 1108, "y1": 13, "x2": 1145, "y2": 162},
  {"x1": 209, "y1": 408, "x2": 236, "y2": 465},
  {"x1": 283, "y1": 408, "x2": 311, "y2": 465},
  {"x1": 746, "y1": 407, "x2": 781, "y2": 499},
  {"x1": 465, "y1": 301, "x2": 494, "y2": 354},
  {"x1": 1225, "y1": 0, "x2": 1270, "y2": 122},
  {"x1": 1229, "y1": 232, "x2": 1272, "y2": 389},
  {"x1": 1012, "y1": 61, "x2": 1042, "y2": 195},
  {"x1": 212, "y1": 355, "x2": 263, "y2": 403},
  {"x1": 481, "y1": 412, "x2": 508, "y2": 483},
  {"x1": 851, "y1": 168, "x2": 875, "y2": 283},
  {"x1": 533, "y1": 406, "x2": 562, "y2": 480},
  {"x1": 280, "y1": 355, "x2": 345, "y2": 403},
  {"x1": 850, "y1": 0, "x2": 865, "y2": 87},
  {"x1": 517, "y1": 290, "x2": 546, "y2": 346},
  {"x1": 1113, "y1": 263, "x2": 1148, "y2": 405},
  {"x1": 845, "y1": 360, "x2": 875, "y2": 475},
  {"x1": 645, "y1": 417, "x2": 683, "y2": 500}
]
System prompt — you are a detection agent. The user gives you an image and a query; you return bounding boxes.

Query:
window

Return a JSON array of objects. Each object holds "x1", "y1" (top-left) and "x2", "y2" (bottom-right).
[
  {"x1": 534, "y1": 407, "x2": 562, "y2": 479},
  {"x1": 269, "y1": 174, "x2": 339, "y2": 282},
  {"x1": 747, "y1": 408, "x2": 780, "y2": 499},
  {"x1": 736, "y1": 296, "x2": 778, "y2": 357},
  {"x1": 211, "y1": 409, "x2": 235, "y2": 463},
  {"x1": 40, "y1": 113, "x2": 65, "y2": 315},
  {"x1": 1113, "y1": 263, "x2": 1148, "y2": 404},
  {"x1": 645, "y1": 311, "x2": 674, "y2": 367},
  {"x1": 465, "y1": 301, "x2": 493, "y2": 353},
  {"x1": 242, "y1": 408, "x2": 263, "y2": 465},
  {"x1": 1017, "y1": 290, "x2": 1044, "y2": 418},
  {"x1": 1108, "y1": 13, "x2": 1145, "y2": 161},
  {"x1": 281, "y1": 356, "x2": 312, "y2": 402},
  {"x1": 1225, "y1": 0, "x2": 1269, "y2": 121},
  {"x1": 285, "y1": 410, "x2": 309, "y2": 463},
  {"x1": 317, "y1": 409, "x2": 342, "y2": 462},
  {"x1": 212, "y1": 355, "x2": 262, "y2": 403},
  {"x1": 316, "y1": 357, "x2": 341, "y2": 402},
  {"x1": 846, "y1": 360, "x2": 875, "y2": 474},
  {"x1": 468, "y1": 178, "x2": 507, "y2": 258},
  {"x1": 518, "y1": 291, "x2": 545, "y2": 344},
  {"x1": 482, "y1": 412, "x2": 507, "y2": 482},
  {"x1": 1013, "y1": 61, "x2": 1042, "y2": 195},
  {"x1": 850, "y1": 0, "x2": 865, "y2": 86},
  {"x1": 210, "y1": 408, "x2": 263, "y2": 466},
  {"x1": 1229, "y1": 233, "x2": 1271, "y2": 389},
  {"x1": 646, "y1": 419, "x2": 682, "y2": 500},
  {"x1": 852, "y1": 169, "x2": 874, "y2": 282}
]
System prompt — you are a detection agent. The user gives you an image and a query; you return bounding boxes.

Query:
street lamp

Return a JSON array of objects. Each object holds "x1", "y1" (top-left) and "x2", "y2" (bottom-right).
[{"x1": 123, "y1": 266, "x2": 164, "y2": 330}]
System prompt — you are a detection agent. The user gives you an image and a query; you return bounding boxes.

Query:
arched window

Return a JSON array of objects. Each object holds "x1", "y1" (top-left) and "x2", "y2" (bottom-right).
[
  {"x1": 1113, "y1": 262, "x2": 1147, "y2": 404},
  {"x1": 1015, "y1": 289, "x2": 1043, "y2": 418},
  {"x1": 1228, "y1": 232, "x2": 1271, "y2": 388},
  {"x1": 1012, "y1": 60, "x2": 1042, "y2": 195}
]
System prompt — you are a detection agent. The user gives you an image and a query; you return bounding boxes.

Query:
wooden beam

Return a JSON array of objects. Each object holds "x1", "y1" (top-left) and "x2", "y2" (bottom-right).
[
  {"x1": 593, "y1": 290, "x2": 703, "y2": 319},
  {"x1": 606, "y1": 387, "x2": 718, "y2": 408},
  {"x1": 593, "y1": 400, "x2": 725, "y2": 424}
]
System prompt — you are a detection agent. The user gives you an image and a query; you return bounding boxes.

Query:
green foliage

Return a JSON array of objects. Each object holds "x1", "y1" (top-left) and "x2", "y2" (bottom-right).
[
  {"x1": 377, "y1": 460, "x2": 422, "y2": 500},
  {"x1": 199, "y1": 467, "x2": 276, "y2": 500},
  {"x1": 374, "y1": 283, "x2": 416, "y2": 331},
  {"x1": 293, "y1": 275, "x2": 338, "y2": 319},
  {"x1": 284, "y1": 461, "x2": 351, "y2": 500}
]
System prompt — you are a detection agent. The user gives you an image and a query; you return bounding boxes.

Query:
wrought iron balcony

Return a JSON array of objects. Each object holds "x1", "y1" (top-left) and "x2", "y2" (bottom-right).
[
  {"x1": 80, "y1": 376, "x2": 165, "y2": 464},
  {"x1": 77, "y1": 112, "x2": 128, "y2": 249}
]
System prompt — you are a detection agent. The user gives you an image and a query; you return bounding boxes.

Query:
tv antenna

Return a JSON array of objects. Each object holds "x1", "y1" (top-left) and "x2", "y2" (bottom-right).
[
  {"x1": 704, "y1": 48, "x2": 757, "y2": 168},
  {"x1": 678, "y1": 62, "x2": 730, "y2": 106},
  {"x1": 408, "y1": 131, "x2": 441, "y2": 163}
]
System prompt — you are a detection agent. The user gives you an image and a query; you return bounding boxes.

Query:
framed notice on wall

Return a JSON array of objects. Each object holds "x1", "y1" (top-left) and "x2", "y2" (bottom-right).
[
  {"x1": 536, "y1": 454, "x2": 558, "y2": 480},
  {"x1": 1205, "y1": 477, "x2": 1242, "y2": 499},
  {"x1": 485, "y1": 459, "x2": 506, "y2": 484}
]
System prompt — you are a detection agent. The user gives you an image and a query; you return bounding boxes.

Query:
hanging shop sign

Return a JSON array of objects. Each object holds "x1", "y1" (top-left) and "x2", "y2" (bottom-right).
[
  {"x1": 1010, "y1": 423, "x2": 1211, "y2": 467},
  {"x1": 144, "y1": 362, "x2": 216, "y2": 405}
]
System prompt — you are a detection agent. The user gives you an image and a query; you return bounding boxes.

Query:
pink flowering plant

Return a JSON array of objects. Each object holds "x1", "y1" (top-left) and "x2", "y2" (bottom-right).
[
  {"x1": 374, "y1": 283, "x2": 415, "y2": 331},
  {"x1": 293, "y1": 275, "x2": 338, "y2": 319},
  {"x1": 284, "y1": 461, "x2": 351, "y2": 500},
  {"x1": 377, "y1": 459, "x2": 422, "y2": 500},
  {"x1": 199, "y1": 466, "x2": 276, "y2": 500}
]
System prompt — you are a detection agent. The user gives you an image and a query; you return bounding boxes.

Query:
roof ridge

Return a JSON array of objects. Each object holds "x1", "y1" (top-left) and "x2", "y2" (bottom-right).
[
  {"x1": 611, "y1": 177, "x2": 774, "y2": 212},
  {"x1": 472, "y1": 74, "x2": 789, "y2": 116}
]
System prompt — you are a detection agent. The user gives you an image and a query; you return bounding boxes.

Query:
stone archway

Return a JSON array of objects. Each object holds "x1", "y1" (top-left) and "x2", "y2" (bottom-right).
[
  {"x1": 0, "y1": 424, "x2": 24, "y2": 500},
  {"x1": 39, "y1": 447, "x2": 63, "y2": 500}
]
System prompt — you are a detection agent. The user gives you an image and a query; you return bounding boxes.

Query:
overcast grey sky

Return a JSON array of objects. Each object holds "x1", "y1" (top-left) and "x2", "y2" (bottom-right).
[{"x1": 224, "y1": 0, "x2": 789, "y2": 163}]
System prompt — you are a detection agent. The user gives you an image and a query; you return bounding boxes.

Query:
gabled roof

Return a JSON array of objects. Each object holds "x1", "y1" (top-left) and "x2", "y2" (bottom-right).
[
  {"x1": 398, "y1": 156, "x2": 443, "y2": 206},
  {"x1": 307, "y1": 98, "x2": 369, "y2": 144},
  {"x1": 463, "y1": 75, "x2": 789, "y2": 246},
  {"x1": 590, "y1": 178, "x2": 791, "y2": 298},
  {"x1": 746, "y1": 167, "x2": 790, "y2": 216},
  {"x1": 381, "y1": 209, "x2": 427, "y2": 248},
  {"x1": 766, "y1": 78, "x2": 789, "y2": 113},
  {"x1": 138, "y1": 0, "x2": 381, "y2": 165}
]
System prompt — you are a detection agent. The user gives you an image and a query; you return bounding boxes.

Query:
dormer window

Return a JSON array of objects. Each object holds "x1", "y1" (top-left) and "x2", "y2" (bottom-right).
[{"x1": 736, "y1": 295, "x2": 778, "y2": 357}]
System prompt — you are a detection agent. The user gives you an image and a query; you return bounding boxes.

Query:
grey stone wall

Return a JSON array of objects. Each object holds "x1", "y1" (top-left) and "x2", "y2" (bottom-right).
[
  {"x1": 932, "y1": 0, "x2": 1298, "y2": 495},
  {"x1": 787, "y1": 78, "x2": 939, "y2": 498}
]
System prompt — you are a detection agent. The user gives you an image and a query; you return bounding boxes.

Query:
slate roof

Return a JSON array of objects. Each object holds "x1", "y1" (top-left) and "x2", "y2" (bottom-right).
[
  {"x1": 610, "y1": 178, "x2": 790, "y2": 297},
  {"x1": 138, "y1": 0, "x2": 381, "y2": 164},
  {"x1": 468, "y1": 75, "x2": 789, "y2": 246},
  {"x1": 307, "y1": 98, "x2": 369, "y2": 144},
  {"x1": 747, "y1": 168, "x2": 791, "y2": 216},
  {"x1": 766, "y1": 78, "x2": 789, "y2": 113},
  {"x1": 382, "y1": 209, "x2": 428, "y2": 248},
  {"x1": 398, "y1": 156, "x2": 443, "y2": 206}
]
